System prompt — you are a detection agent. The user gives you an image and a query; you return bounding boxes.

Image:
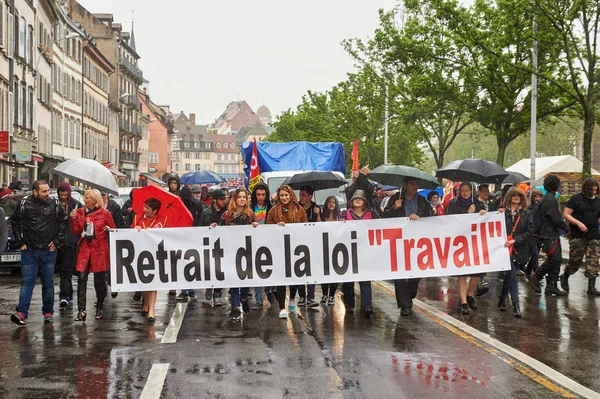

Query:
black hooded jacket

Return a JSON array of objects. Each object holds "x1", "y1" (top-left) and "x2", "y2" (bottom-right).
[
  {"x1": 122, "y1": 188, "x2": 136, "y2": 228},
  {"x1": 167, "y1": 174, "x2": 181, "y2": 196},
  {"x1": 11, "y1": 194, "x2": 67, "y2": 250},
  {"x1": 180, "y1": 186, "x2": 206, "y2": 226}
]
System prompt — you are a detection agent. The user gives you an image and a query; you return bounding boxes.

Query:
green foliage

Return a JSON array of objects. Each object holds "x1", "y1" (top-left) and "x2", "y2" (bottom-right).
[{"x1": 267, "y1": 68, "x2": 424, "y2": 172}]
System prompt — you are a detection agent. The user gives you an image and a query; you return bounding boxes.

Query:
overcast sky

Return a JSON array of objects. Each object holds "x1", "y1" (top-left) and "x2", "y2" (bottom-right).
[{"x1": 78, "y1": 0, "x2": 399, "y2": 125}]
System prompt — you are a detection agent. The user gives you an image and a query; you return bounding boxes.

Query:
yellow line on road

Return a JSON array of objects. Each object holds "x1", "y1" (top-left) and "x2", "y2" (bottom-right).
[{"x1": 372, "y1": 281, "x2": 579, "y2": 398}]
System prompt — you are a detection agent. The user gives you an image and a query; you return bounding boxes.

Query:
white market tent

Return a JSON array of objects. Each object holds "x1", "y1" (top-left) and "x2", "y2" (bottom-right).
[{"x1": 506, "y1": 155, "x2": 599, "y2": 186}]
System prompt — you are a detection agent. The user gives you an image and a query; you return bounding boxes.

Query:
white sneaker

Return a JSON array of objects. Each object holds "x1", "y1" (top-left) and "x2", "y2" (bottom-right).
[
  {"x1": 279, "y1": 309, "x2": 288, "y2": 319},
  {"x1": 288, "y1": 300, "x2": 296, "y2": 313}
]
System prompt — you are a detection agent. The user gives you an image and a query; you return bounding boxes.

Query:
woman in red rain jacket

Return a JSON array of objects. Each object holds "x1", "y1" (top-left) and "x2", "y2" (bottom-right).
[{"x1": 70, "y1": 189, "x2": 116, "y2": 322}]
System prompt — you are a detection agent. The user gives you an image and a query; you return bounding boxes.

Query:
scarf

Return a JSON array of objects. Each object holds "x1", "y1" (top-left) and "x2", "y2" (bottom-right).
[{"x1": 457, "y1": 195, "x2": 474, "y2": 208}]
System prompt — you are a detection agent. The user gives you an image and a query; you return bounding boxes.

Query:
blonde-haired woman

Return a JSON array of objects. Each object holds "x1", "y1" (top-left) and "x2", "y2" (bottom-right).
[
  {"x1": 217, "y1": 188, "x2": 256, "y2": 320},
  {"x1": 70, "y1": 188, "x2": 116, "y2": 321}
]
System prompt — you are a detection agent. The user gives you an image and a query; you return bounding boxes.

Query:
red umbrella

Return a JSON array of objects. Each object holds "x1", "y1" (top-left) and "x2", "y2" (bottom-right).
[{"x1": 132, "y1": 185, "x2": 193, "y2": 228}]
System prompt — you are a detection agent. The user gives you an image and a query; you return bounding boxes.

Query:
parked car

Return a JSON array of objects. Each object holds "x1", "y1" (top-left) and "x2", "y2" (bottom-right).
[{"x1": 0, "y1": 192, "x2": 28, "y2": 271}]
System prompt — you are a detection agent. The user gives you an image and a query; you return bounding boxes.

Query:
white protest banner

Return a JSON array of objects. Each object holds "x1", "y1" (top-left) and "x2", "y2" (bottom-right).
[{"x1": 110, "y1": 212, "x2": 510, "y2": 292}]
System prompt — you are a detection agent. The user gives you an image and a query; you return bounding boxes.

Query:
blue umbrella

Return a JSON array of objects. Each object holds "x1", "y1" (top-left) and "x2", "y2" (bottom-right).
[{"x1": 180, "y1": 170, "x2": 226, "y2": 185}]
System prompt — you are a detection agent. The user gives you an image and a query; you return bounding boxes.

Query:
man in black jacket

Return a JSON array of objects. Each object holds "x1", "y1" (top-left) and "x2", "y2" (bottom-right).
[
  {"x1": 56, "y1": 182, "x2": 80, "y2": 308},
  {"x1": 383, "y1": 177, "x2": 434, "y2": 316},
  {"x1": 201, "y1": 189, "x2": 228, "y2": 305},
  {"x1": 528, "y1": 175, "x2": 569, "y2": 296},
  {"x1": 10, "y1": 180, "x2": 67, "y2": 325},
  {"x1": 102, "y1": 192, "x2": 124, "y2": 228}
]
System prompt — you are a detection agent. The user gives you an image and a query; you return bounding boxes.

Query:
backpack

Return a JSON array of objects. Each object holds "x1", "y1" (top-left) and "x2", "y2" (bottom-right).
[{"x1": 527, "y1": 195, "x2": 546, "y2": 237}]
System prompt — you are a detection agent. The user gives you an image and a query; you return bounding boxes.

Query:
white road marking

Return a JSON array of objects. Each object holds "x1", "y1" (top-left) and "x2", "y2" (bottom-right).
[
  {"x1": 376, "y1": 280, "x2": 600, "y2": 399},
  {"x1": 140, "y1": 363, "x2": 169, "y2": 399},
  {"x1": 161, "y1": 302, "x2": 188, "y2": 344}
]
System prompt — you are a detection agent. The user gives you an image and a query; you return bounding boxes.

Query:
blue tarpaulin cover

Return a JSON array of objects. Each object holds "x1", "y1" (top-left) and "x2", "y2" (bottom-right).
[{"x1": 241, "y1": 142, "x2": 347, "y2": 182}]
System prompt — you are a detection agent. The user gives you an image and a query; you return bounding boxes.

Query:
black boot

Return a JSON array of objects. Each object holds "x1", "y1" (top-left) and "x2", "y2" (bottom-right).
[
  {"x1": 559, "y1": 273, "x2": 570, "y2": 292},
  {"x1": 512, "y1": 302, "x2": 521, "y2": 318},
  {"x1": 544, "y1": 278, "x2": 568, "y2": 296},
  {"x1": 587, "y1": 278, "x2": 600, "y2": 296},
  {"x1": 498, "y1": 297, "x2": 507, "y2": 312},
  {"x1": 95, "y1": 301, "x2": 104, "y2": 320},
  {"x1": 528, "y1": 271, "x2": 542, "y2": 294}
]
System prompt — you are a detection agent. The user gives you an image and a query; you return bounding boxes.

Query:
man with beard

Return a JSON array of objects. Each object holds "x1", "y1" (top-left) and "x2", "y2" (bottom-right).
[
  {"x1": 200, "y1": 189, "x2": 228, "y2": 306},
  {"x1": 383, "y1": 177, "x2": 433, "y2": 316},
  {"x1": 10, "y1": 180, "x2": 66, "y2": 325}
]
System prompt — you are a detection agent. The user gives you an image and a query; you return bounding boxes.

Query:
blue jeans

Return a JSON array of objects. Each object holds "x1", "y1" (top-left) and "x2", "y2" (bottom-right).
[
  {"x1": 229, "y1": 287, "x2": 249, "y2": 308},
  {"x1": 342, "y1": 281, "x2": 372, "y2": 310},
  {"x1": 253, "y1": 286, "x2": 272, "y2": 303},
  {"x1": 501, "y1": 259, "x2": 519, "y2": 304},
  {"x1": 16, "y1": 249, "x2": 58, "y2": 318}
]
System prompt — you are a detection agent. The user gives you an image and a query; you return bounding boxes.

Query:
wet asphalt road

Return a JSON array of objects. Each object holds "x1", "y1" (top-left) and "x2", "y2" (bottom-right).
[{"x1": 0, "y1": 268, "x2": 598, "y2": 398}]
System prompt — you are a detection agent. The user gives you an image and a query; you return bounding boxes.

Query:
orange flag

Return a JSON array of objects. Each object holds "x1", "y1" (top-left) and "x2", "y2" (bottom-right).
[
  {"x1": 248, "y1": 138, "x2": 260, "y2": 193},
  {"x1": 351, "y1": 140, "x2": 359, "y2": 172}
]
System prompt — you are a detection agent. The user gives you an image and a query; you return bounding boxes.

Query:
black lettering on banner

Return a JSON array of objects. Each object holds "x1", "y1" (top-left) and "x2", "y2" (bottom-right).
[
  {"x1": 213, "y1": 238, "x2": 225, "y2": 281},
  {"x1": 116, "y1": 240, "x2": 136, "y2": 284},
  {"x1": 236, "y1": 236, "x2": 254, "y2": 280},
  {"x1": 138, "y1": 250, "x2": 155, "y2": 284},
  {"x1": 294, "y1": 245, "x2": 311, "y2": 277},
  {"x1": 170, "y1": 249, "x2": 182, "y2": 281},
  {"x1": 156, "y1": 240, "x2": 169, "y2": 283},
  {"x1": 284, "y1": 234, "x2": 292, "y2": 278},
  {"x1": 322, "y1": 233, "x2": 330, "y2": 276},
  {"x1": 183, "y1": 249, "x2": 201, "y2": 281},
  {"x1": 332, "y1": 243, "x2": 349, "y2": 275},
  {"x1": 203, "y1": 237, "x2": 211, "y2": 281},
  {"x1": 255, "y1": 246, "x2": 273, "y2": 279},
  {"x1": 351, "y1": 231, "x2": 359, "y2": 274}
]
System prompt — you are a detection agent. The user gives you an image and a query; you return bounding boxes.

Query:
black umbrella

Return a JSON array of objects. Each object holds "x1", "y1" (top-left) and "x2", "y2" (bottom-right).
[
  {"x1": 282, "y1": 171, "x2": 347, "y2": 191},
  {"x1": 435, "y1": 159, "x2": 509, "y2": 184},
  {"x1": 502, "y1": 171, "x2": 529, "y2": 185},
  {"x1": 367, "y1": 164, "x2": 439, "y2": 189}
]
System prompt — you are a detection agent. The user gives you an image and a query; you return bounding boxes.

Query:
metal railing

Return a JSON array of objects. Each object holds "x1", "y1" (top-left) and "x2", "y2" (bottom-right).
[
  {"x1": 120, "y1": 151, "x2": 140, "y2": 163},
  {"x1": 119, "y1": 57, "x2": 144, "y2": 81}
]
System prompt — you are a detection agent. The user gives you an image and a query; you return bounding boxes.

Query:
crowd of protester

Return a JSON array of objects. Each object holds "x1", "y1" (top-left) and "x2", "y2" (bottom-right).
[{"x1": 7, "y1": 170, "x2": 600, "y2": 326}]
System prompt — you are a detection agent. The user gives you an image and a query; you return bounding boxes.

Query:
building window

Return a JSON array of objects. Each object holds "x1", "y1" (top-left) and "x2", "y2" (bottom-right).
[
  {"x1": 205, "y1": 142, "x2": 210, "y2": 148},
  {"x1": 184, "y1": 163, "x2": 191, "y2": 171},
  {"x1": 204, "y1": 153, "x2": 209, "y2": 159},
  {"x1": 195, "y1": 153, "x2": 201, "y2": 159},
  {"x1": 184, "y1": 142, "x2": 190, "y2": 148},
  {"x1": 217, "y1": 154, "x2": 222, "y2": 161},
  {"x1": 217, "y1": 165, "x2": 222, "y2": 173},
  {"x1": 204, "y1": 164, "x2": 209, "y2": 170},
  {"x1": 195, "y1": 164, "x2": 201, "y2": 170},
  {"x1": 224, "y1": 165, "x2": 229, "y2": 173},
  {"x1": 184, "y1": 152, "x2": 190, "y2": 159},
  {"x1": 149, "y1": 152, "x2": 159, "y2": 164},
  {"x1": 216, "y1": 142, "x2": 221, "y2": 149},
  {"x1": 194, "y1": 142, "x2": 200, "y2": 148}
]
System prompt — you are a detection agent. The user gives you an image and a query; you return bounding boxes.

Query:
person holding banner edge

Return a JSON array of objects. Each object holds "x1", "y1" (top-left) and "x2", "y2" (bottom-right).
[
  {"x1": 133, "y1": 198, "x2": 168, "y2": 323},
  {"x1": 201, "y1": 189, "x2": 229, "y2": 306},
  {"x1": 445, "y1": 181, "x2": 487, "y2": 315},
  {"x1": 215, "y1": 188, "x2": 257, "y2": 320},
  {"x1": 320, "y1": 196, "x2": 341, "y2": 305},
  {"x1": 266, "y1": 185, "x2": 308, "y2": 319},
  {"x1": 383, "y1": 177, "x2": 434, "y2": 317},
  {"x1": 500, "y1": 188, "x2": 529, "y2": 317},
  {"x1": 341, "y1": 189, "x2": 379, "y2": 318}
]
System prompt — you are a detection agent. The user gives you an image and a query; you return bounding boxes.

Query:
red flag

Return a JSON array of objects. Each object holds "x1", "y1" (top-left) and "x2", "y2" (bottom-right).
[
  {"x1": 441, "y1": 180, "x2": 459, "y2": 213},
  {"x1": 351, "y1": 140, "x2": 359, "y2": 172},
  {"x1": 248, "y1": 138, "x2": 260, "y2": 192}
]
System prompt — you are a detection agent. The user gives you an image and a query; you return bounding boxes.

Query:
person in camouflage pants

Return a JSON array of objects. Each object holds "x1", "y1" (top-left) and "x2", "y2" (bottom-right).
[{"x1": 560, "y1": 178, "x2": 600, "y2": 296}]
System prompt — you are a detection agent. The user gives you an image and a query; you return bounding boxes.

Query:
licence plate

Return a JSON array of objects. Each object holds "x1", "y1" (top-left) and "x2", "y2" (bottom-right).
[{"x1": 1, "y1": 254, "x2": 21, "y2": 262}]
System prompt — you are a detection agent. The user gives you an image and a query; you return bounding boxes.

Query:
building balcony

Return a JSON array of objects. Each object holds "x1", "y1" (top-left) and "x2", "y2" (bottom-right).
[
  {"x1": 120, "y1": 120, "x2": 142, "y2": 137},
  {"x1": 124, "y1": 94, "x2": 142, "y2": 111},
  {"x1": 119, "y1": 57, "x2": 144, "y2": 82},
  {"x1": 120, "y1": 151, "x2": 140, "y2": 163}
]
